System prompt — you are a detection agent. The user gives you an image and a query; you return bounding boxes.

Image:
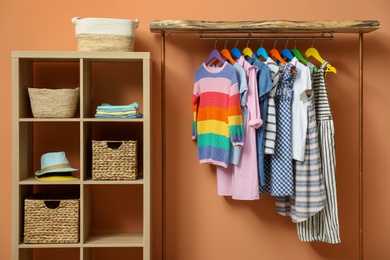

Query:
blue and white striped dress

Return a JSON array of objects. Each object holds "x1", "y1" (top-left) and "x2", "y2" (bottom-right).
[
  {"x1": 275, "y1": 90, "x2": 327, "y2": 223},
  {"x1": 297, "y1": 61, "x2": 341, "y2": 244}
]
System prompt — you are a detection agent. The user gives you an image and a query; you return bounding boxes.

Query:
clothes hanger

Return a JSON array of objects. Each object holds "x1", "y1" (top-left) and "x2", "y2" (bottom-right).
[
  {"x1": 280, "y1": 39, "x2": 294, "y2": 62},
  {"x1": 269, "y1": 38, "x2": 286, "y2": 65},
  {"x1": 242, "y1": 36, "x2": 254, "y2": 58},
  {"x1": 291, "y1": 38, "x2": 318, "y2": 72},
  {"x1": 220, "y1": 38, "x2": 235, "y2": 64},
  {"x1": 256, "y1": 38, "x2": 269, "y2": 61},
  {"x1": 205, "y1": 38, "x2": 225, "y2": 67},
  {"x1": 270, "y1": 38, "x2": 296, "y2": 73},
  {"x1": 305, "y1": 38, "x2": 337, "y2": 73},
  {"x1": 230, "y1": 38, "x2": 242, "y2": 60}
]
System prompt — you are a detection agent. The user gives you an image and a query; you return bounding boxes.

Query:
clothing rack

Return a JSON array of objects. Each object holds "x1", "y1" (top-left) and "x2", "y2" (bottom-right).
[{"x1": 149, "y1": 19, "x2": 380, "y2": 260}]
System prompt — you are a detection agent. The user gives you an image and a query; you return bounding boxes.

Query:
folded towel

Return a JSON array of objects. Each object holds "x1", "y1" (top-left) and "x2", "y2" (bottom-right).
[
  {"x1": 96, "y1": 110, "x2": 138, "y2": 116},
  {"x1": 96, "y1": 102, "x2": 139, "y2": 111},
  {"x1": 95, "y1": 113, "x2": 143, "y2": 119}
]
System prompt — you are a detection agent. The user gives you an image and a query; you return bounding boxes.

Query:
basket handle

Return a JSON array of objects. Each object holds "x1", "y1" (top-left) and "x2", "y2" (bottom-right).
[
  {"x1": 71, "y1": 17, "x2": 80, "y2": 24},
  {"x1": 134, "y1": 19, "x2": 140, "y2": 28},
  {"x1": 44, "y1": 200, "x2": 61, "y2": 209},
  {"x1": 106, "y1": 141, "x2": 125, "y2": 150}
]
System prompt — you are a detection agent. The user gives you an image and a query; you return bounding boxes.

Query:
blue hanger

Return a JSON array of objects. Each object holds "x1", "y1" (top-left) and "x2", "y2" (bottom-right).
[
  {"x1": 256, "y1": 39, "x2": 269, "y2": 60},
  {"x1": 230, "y1": 38, "x2": 242, "y2": 60},
  {"x1": 281, "y1": 48, "x2": 294, "y2": 61},
  {"x1": 230, "y1": 47, "x2": 242, "y2": 59},
  {"x1": 256, "y1": 47, "x2": 268, "y2": 60},
  {"x1": 280, "y1": 39, "x2": 294, "y2": 61}
]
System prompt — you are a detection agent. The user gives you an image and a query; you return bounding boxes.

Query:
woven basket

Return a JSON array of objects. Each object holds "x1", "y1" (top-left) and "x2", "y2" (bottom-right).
[
  {"x1": 92, "y1": 140, "x2": 138, "y2": 181},
  {"x1": 24, "y1": 194, "x2": 79, "y2": 244},
  {"x1": 72, "y1": 17, "x2": 139, "y2": 52},
  {"x1": 28, "y1": 87, "x2": 79, "y2": 118}
]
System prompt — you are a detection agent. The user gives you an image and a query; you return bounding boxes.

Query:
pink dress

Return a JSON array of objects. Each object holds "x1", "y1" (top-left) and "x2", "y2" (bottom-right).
[{"x1": 216, "y1": 56, "x2": 262, "y2": 200}]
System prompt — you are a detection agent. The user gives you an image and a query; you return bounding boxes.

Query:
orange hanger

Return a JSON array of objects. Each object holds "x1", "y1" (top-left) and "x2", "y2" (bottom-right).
[
  {"x1": 269, "y1": 38, "x2": 295, "y2": 73},
  {"x1": 220, "y1": 39, "x2": 236, "y2": 64},
  {"x1": 270, "y1": 49, "x2": 286, "y2": 65},
  {"x1": 269, "y1": 38, "x2": 286, "y2": 65},
  {"x1": 221, "y1": 49, "x2": 235, "y2": 64}
]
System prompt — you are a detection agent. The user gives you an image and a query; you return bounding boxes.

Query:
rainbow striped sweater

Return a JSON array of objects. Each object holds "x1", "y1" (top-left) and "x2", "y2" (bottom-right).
[{"x1": 192, "y1": 62, "x2": 244, "y2": 168}]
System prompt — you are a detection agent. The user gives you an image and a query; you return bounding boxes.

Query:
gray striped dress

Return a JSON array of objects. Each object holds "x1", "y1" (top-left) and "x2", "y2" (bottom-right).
[
  {"x1": 275, "y1": 90, "x2": 327, "y2": 223},
  {"x1": 296, "y1": 61, "x2": 341, "y2": 244}
]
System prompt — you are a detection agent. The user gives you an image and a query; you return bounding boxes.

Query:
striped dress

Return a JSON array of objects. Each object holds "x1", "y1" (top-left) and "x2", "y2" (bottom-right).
[
  {"x1": 297, "y1": 61, "x2": 341, "y2": 243},
  {"x1": 192, "y1": 62, "x2": 245, "y2": 168},
  {"x1": 264, "y1": 58, "x2": 281, "y2": 155},
  {"x1": 275, "y1": 90, "x2": 327, "y2": 223}
]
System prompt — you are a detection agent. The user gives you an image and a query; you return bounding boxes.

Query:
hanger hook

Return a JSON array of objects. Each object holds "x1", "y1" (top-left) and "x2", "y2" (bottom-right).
[
  {"x1": 294, "y1": 37, "x2": 297, "y2": 49},
  {"x1": 311, "y1": 37, "x2": 315, "y2": 48},
  {"x1": 261, "y1": 38, "x2": 264, "y2": 47},
  {"x1": 274, "y1": 38, "x2": 278, "y2": 49},
  {"x1": 285, "y1": 38, "x2": 289, "y2": 49},
  {"x1": 235, "y1": 38, "x2": 239, "y2": 48},
  {"x1": 224, "y1": 38, "x2": 228, "y2": 49},
  {"x1": 214, "y1": 38, "x2": 218, "y2": 49},
  {"x1": 246, "y1": 33, "x2": 251, "y2": 47}
]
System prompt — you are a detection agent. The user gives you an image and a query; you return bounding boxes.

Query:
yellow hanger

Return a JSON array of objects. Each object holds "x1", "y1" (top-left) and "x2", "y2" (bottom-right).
[
  {"x1": 242, "y1": 37, "x2": 254, "y2": 58},
  {"x1": 242, "y1": 47, "x2": 253, "y2": 58},
  {"x1": 305, "y1": 47, "x2": 337, "y2": 73}
]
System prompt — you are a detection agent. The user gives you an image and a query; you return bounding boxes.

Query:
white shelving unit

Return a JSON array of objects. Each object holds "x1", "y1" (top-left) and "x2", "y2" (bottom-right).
[{"x1": 12, "y1": 51, "x2": 151, "y2": 260}]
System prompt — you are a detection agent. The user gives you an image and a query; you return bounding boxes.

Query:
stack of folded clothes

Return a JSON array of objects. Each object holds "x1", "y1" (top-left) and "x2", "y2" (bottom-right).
[{"x1": 95, "y1": 102, "x2": 143, "y2": 118}]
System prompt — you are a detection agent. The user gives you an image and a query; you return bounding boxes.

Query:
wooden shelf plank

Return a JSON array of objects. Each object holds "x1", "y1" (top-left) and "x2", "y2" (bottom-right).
[
  {"x1": 150, "y1": 19, "x2": 380, "y2": 34},
  {"x1": 19, "y1": 242, "x2": 81, "y2": 248},
  {"x1": 83, "y1": 176, "x2": 144, "y2": 185},
  {"x1": 11, "y1": 51, "x2": 150, "y2": 61},
  {"x1": 84, "y1": 233, "x2": 143, "y2": 247},
  {"x1": 19, "y1": 176, "x2": 81, "y2": 185}
]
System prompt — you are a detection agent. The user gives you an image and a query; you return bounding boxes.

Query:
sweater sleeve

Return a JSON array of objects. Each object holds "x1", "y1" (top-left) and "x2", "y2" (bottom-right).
[
  {"x1": 247, "y1": 66, "x2": 263, "y2": 129},
  {"x1": 227, "y1": 77, "x2": 245, "y2": 146},
  {"x1": 192, "y1": 82, "x2": 200, "y2": 140}
]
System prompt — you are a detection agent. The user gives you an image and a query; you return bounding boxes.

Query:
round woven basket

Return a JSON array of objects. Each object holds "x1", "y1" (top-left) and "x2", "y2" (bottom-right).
[
  {"x1": 28, "y1": 87, "x2": 79, "y2": 118},
  {"x1": 72, "y1": 17, "x2": 139, "y2": 52}
]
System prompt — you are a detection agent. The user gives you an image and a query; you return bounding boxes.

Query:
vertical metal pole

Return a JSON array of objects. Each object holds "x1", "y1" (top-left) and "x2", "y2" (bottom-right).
[
  {"x1": 161, "y1": 31, "x2": 166, "y2": 260},
  {"x1": 358, "y1": 31, "x2": 364, "y2": 260}
]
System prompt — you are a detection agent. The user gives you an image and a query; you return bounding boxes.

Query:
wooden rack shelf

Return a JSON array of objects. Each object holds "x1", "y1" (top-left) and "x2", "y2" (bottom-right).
[{"x1": 149, "y1": 19, "x2": 380, "y2": 34}]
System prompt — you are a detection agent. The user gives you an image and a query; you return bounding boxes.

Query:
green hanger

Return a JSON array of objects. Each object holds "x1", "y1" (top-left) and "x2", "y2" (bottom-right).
[{"x1": 292, "y1": 48, "x2": 318, "y2": 72}]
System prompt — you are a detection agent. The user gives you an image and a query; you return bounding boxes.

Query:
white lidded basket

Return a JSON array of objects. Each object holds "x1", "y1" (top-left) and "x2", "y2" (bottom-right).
[{"x1": 72, "y1": 17, "x2": 139, "y2": 52}]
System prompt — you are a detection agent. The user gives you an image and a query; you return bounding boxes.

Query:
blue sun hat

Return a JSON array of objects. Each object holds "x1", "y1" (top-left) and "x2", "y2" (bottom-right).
[{"x1": 35, "y1": 152, "x2": 78, "y2": 180}]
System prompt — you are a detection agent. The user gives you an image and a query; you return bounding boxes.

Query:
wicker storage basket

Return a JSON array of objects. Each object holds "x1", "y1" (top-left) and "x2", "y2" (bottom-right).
[
  {"x1": 92, "y1": 140, "x2": 138, "y2": 181},
  {"x1": 28, "y1": 87, "x2": 79, "y2": 118},
  {"x1": 72, "y1": 17, "x2": 139, "y2": 52},
  {"x1": 24, "y1": 194, "x2": 79, "y2": 244}
]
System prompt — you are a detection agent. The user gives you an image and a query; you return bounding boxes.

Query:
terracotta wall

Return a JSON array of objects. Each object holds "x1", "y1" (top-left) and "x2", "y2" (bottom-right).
[{"x1": 1, "y1": 0, "x2": 389, "y2": 259}]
